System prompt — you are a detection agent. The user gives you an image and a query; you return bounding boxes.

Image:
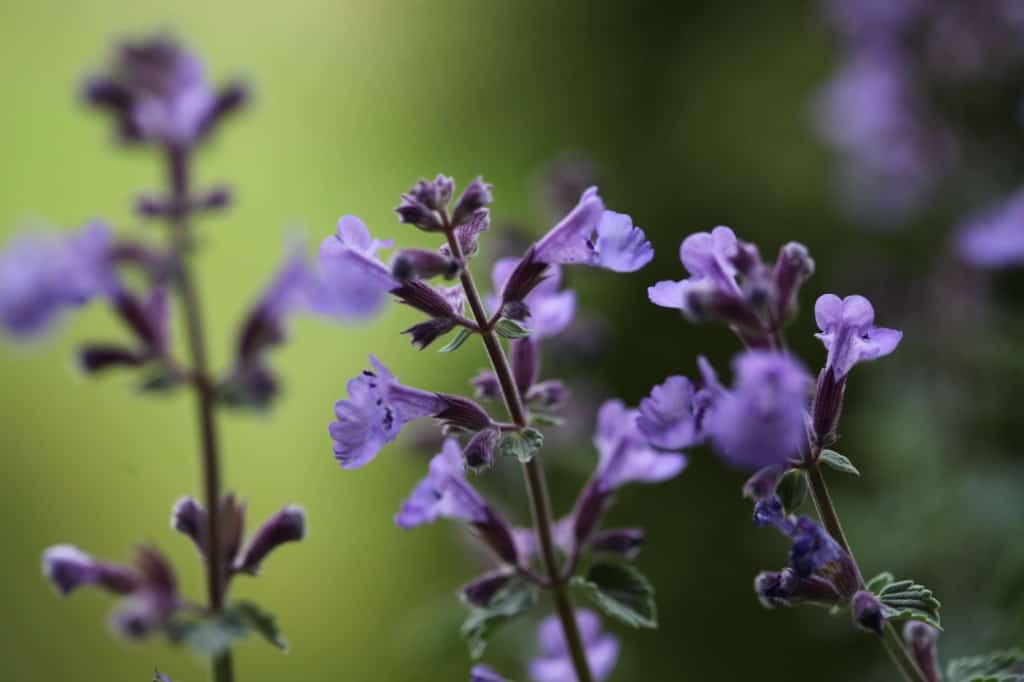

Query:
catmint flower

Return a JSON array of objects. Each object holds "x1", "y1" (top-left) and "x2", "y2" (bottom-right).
[
  {"x1": 788, "y1": 516, "x2": 843, "y2": 578},
  {"x1": 170, "y1": 496, "x2": 206, "y2": 555},
  {"x1": 955, "y1": 187, "x2": 1024, "y2": 269},
  {"x1": 529, "y1": 610, "x2": 620, "y2": 682},
  {"x1": 701, "y1": 351, "x2": 811, "y2": 470},
  {"x1": 395, "y1": 438, "x2": 518, "y2": 564},
  {"x1": 460, "y1": 570, "x2": 514, "y2": 608},
  {"x1": 42, "y1": 545, "x2": 140, "y2": 596},
  {"x1": 489, "y1": 258, "x2": 576, "y2": 337},
  {"x1": 0, "y1": 224, "x2": 116, "y2": 339},
  {"x1": 396, "y1": 175, "x2": 453, "y2": 232},
  {"x1": 471, "y1": 665, "x2": 509, "y2": 682},
  {"x1": 904, "y1": 622, "x2": 943, "y2": 682},
  {"x1": 235, "y1": 505, "x2": 306, "y2": 575},
  {"x1": 588, "y1": 527, "x2": 644, "y2": 560},
  {"x1": 851, "y1": 590, "x2": 885, "y2": 636},
  {"x1": 773, "y1": 242, "x2": 816, "y2": 322},
  {"x1": 443, "y1": 208, "x2": 491, "y2": 258},
  {"x1": 648, "y1": 226, "x2": 742, "y2": 318},
  {"x1": 636, "y1": 375, "x2": 706, "y2": 450},
  {"x1": 814, "y1": 294, "x2": 902, "y2": 380},
  {"x1": 391, "y1": 249, "x2": 459, "y2": 282},
  {"x1": 83, "y1": 36, "x2": 246, "y2": 148},
  {"x1": 463, "y1": 428, "x2": 500, "y2": 472},
  {"x1": 451, "y1": 177, "x2": 494, "y2": 228},
  {"x1": 754, "y1": 567, "x2": 841, "y2": 609},
  {"x1": 310, "y1": 215, "x2": 396, "y2": 320}
]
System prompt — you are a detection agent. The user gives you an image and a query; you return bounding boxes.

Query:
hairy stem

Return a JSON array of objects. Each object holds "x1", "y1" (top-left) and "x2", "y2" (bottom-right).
[
  {"x1": 166, "y1": 146, "x2": 234, "y2": 682},
  {"x1": 804, "y1": 464, "x2": 926, "y2": 682},
  {"x1": 443, "y1": 225, "x2": 594, "y2": 682}
]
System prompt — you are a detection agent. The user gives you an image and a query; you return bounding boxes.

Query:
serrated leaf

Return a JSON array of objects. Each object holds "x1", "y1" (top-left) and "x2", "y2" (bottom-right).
[
  {"x1": 166, "y1": 601, "x2": 287, "y2": 657},
  {"x1": 494, "y1": 318, "x2": 532, "y2": 339},
  {"x1": 819, "y1": 449, "x2": 860, "y2": 476},
  {"x1": 439, "y1": 327, "x2": 474, "y2": 352},
  {"x1": 496, "y1": 428, "x2": 544, "y2": 463},
  {"x1": 776, "y1": 469, "x2": 807, "y2": 514},
  {"x1": 876, "y1": 578, "x2": 942, "y2": 630},
  {"x1": 530, "y1": 413, "x2": 564, "y2": 428},
  {"x1": 948, "y1": 649, "x2": 1024, "y2": 682},
  {"x1": 866, "y1": 571, "x2": 895, "y2": 593},
  {"x1": 232, "y1": 600, "x2": 288, "y2": 651},
  {"x1": 460, "y1": 578, "x2": 538, "y2": 659},
  {"x1": 571, "y1": 561, "x2": 657, "y2": 629}
]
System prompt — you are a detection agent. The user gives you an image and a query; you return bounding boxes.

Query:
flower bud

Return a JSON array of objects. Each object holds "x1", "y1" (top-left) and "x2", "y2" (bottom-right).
[
  {"x1": 395, "y1": 196, "x2": 443, "y2": 232},
  {"x1": 460, "y1": 570, "x2": 513, "y2": 607},
  {"x1": 403, "y1": 317, "x2": 458, "y2": 350},
  {"x1": 437, "y1": 395, "x2": 494, "y2": 432},
  {"x1": 755, "y1": 567, "x2": 841, "y2": 609},
  {"x1": 445, "y1": 208, "x2": 490, "y2": 258},
  {"x1": 451, "y1": 176, "x2": 493, "y2": 227},
  {"x1": 474, "y1": 508, "x2": 520, "y2": 565},
  {"x1": 851, "y1": 590, "x2": 885, "y2": 636},
  {"x1": 170, "y1": 496, "x2": 207, "y2": 555},
  {"x1": 811, "y1": 367, "x2": 847, "y2": 448},
  {"x1": 391, "y1": 249, "x2": 459, "y2": 282},
  {"x1": 742, "y1": 466, "x2": 785, "y2": 501},
  {"x1": 463, "y1": 428, "x2": 499, "y2": 472},
  {"x1": 773, "y1": 242, "x2": 815, "y2": 322},
  {"x1": 77, "y1": 344, "x2": 147, "y2": 373},
  {"x1": 235, "y1": 505, "x2": 306, "y2": 575},
  {"x1": 525, "y1": 380, "x2": 569, "y2": 408},
  {"x1": 471, "y1": 371, "x2": 501, "y2": 400},
  {"x1": 904, "y1": 621, "x2": 943, "y2": 682},
  {"x1": 588, "y1": 528, "x2": 644, "y2": 560},
  {"x1": 511, "y1": 338, "x2": 539, "y2": 394},
  {"x1": 499, "y1": 247, "x2": 550, "y2": 309},
  {"x1": 42, "y1": 545, "x2": 139, "y2": 596},
  {"x1": 571, "y1": 480, "x2": 612, "y2": 547},
  {"x1": 391, "y1": 280, "x2": 457, "y2": 319}
]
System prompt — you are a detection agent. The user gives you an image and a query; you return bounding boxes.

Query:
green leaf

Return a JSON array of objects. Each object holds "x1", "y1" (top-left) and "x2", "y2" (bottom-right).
[
  {"x1": 948, "y1": 649, "x2": 1024, "y2": 682},
  {"x1": 439, "y1": 327, "x2": 474, "y2": 353},
  {"x1": 819, "y1": 449, "x2": 860, "y2": 476},
  {"x1": 874, "y1": 578, "x2": 942, "y2": 630},
  {"x1": 865, "y1": 571, "x2": 895, "y2": 594},
  {"x1": 775, "y1": 469, "x2": 807, "y2": 514},
  {"x1": 530, "y1": 413, "x2": 565, "y2": 428},
  {"x1": 494, "y1": 318, "x2": 532, "y2": 339},
  {"x1": 137, "y1": 365, "x2": 181, "y2": 394},
  {"x1": 571, "y1": 561, "x2": 657, "y2": 629},
  {"x1": 460, "y1": 578, "x2": 538, "y2": 659},
  {"x1": 496, "y1": 427, "x2": 544, "y2": 463},
  {"x1": 166, "y1": 601, "x2": 287, "y2": 657}
]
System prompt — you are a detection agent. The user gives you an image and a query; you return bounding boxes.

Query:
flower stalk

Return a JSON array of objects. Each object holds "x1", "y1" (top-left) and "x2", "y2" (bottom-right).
[{"x1": 442, "y1": 213, "x2": 595, "y2": 682}]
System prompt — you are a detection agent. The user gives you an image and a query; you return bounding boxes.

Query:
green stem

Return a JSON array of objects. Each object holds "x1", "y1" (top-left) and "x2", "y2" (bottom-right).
[
  {"x1": 166, "y1": 146, "x2": 234, "y2": 682},
  {"x1": 804, "y1": 464, "x2": 927, "y2": 682},
  {"x1": 443, "y1": 224, "x2": 594, "y2": 682}
]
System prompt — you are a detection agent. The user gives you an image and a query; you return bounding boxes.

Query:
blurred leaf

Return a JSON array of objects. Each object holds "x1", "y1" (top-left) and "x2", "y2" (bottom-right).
[
  {"x1": 866, "y1": 571, "x2": 895, "y2": 593},
  {"x1": 496, "y1": 427, "x2": 543, "y2": 463},
  {"x1": 571, "y1": 561, "x2": 657, "y2": 629},
  {"x1": 460, "y1": 577, "x2": 538, "y2": 659},
  {"x1": 776, "y1": 469, "x2": 807, "y2": 514},
  {"x1": 137, "y1": 365, "x2": 182, "y2": 394},
  {"x1": 948, "y1": 648, "x2": 1024, "y2": 682},
  {"x1": 530, "y1": 413, "x2": 564, "y2": 428},
  {"x1": 232, "y1": 600, "x2": 288, "y2": 651},
  {"x1": 494, "y1": 319, "x2": 532, "y2": 339},
  {"x1": 819, "y1": 450, "x2": 860, "y2": 476},
  {"x1": 166, "y1": 600, "x2": 287, "y2": 657},
  {"x1": 439, "y1": 327, "x2": 474, "y2": 353},
  {"x1": 873, "y1": 578, "x2": 942, "y2": 630}
]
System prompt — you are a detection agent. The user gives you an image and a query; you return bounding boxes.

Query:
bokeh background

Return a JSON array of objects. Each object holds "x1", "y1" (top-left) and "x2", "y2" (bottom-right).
[{"x1": 1, "y1": 0, "x2": 1022, "y2": 680}]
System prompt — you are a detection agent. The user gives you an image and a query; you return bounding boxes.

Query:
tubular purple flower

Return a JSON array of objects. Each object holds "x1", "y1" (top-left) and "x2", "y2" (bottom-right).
[
  {"x1": 462, "y1": 428, "x2": 500, "y2": 472},
  {"x1": 42, "y1": 545, "x2": 140, "y2": 596},
  {"x1": 489, "y1": 258, "x2": 576, "y2": 338},
  {"x1": 588, "y1": 527, "x2": 644, "y2": 560},
  {"x1": 955, "y1": 186, "x2": 1024, "y2": 269},
  {"x1": 460, "y1": 570, "x2": 514, "y2": 608},
  {"x1": 471, "y1": 665, "x2": 509, "y2": 682},
  {"x1": 788, "y1": 516, "x2": 844, "y2": 578},
  {"x1": 754, "y1": 567, "x2": 842, "y2": 609},
  {"x1": 235, "y1": 505, "x2": 306, "y2": 575},
  {"x1": 329, "y1": 355, "x2": 448, "y2": 468},
  {"x1": 310, "y1": 216, "x2": 396, "y2": 320},
  {"x1": 451, "y1": 177, "x2": 494, "y2": 228},
  {"x1": 636, "y1": 375, "x2": 706, "y2": 450},
  {"x1": 814, "y1": 294, "x2": 902, "y2": 379},
  {"x1": 529, "y1": 610, "x2": 620, "y2": 682},
  {"x1": 170, "y1": 495, "x2": 207, "y2": 556},
  {"x1": 593, "y1": 400, "x2": 688, "y2": 490},
  {"x1": 649, "y1": 226, "x2": 741, "y2": 314},
  {"x1": 702, "y1": 351, "x2": 811, "y2": 471},
  {"x1": 391, "y1": 249, "x2": 459, "y2": 282},
  {"x1": 903, "y1": 622, "x2": 943, "y2": 682}
]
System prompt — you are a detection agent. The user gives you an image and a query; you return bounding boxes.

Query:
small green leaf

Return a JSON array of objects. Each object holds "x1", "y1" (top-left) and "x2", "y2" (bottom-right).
[
  {"x1": 775, "y1": 469, "x2": 807, "y2": 514},
  {"x1": 875, "y1": 578, "x2": 942, "y2": 630},
  {"x1": 530, "y1": 413, "x2": 565, "y2": 428},
  {"x1": 571, "y1": 561, "x2": 657, "y2": 629},
  {"x1": 232, "y1": 600, "x2": 288, "y2": 651},
  {"x1": 439, "y1": 327, "x2": 475, "y2": 352},
  {"x1": 819, "y1": 449, "x2": 860, "y2": 476},
  {"x1": 496, "y1": 427, "x2": 544, "y2": 463},
  {"x1": 166, "y1": 601, "x2": 287, "y2": 657},
  {"x1": 948, "y1": 649, "x2": 1024, "y2": 682},
  {"x1": 494, "y1": 318, "x2": 532, "y2": 339},
  {"x1": 865, "y1": 571, "x2": 895, "y2": 594},
  {"x1": 137, "y1": 365, "x2": 181, "y2": 394},
  {"x1": 460, "y1": 578, "x2": 538, "y2": 659}
]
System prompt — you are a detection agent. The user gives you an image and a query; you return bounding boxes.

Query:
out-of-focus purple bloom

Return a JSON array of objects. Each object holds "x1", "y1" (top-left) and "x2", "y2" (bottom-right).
[
  {"x1": 83, "y1": 36, "x2": 245, "y2": 147},
  {"x1": 310, "y1": 216, "x2": 396, "y2": 320},
  {"x1": 471, "y1": 665, "x2": 509, "y2": 682},
  {"x1": 235, "y1": 505, "x2": 306, "y2": 575},
  {"x1": 788, "y1": 516, "x2": 843, "y2": 578},
  {"x1": 636, "y1": 375, "x2": 705, "y2": 450},
  {"x1": 170, "y1": 496, "x2": 206, "y2": 556},
  {"x1": 489, "y1": 258, "x2": 575, "y2": 338},
  {"x1": 588, "y1": 527, "x2": 644, "y2": 560},
  {"x1": 852, "y1": 590, "x2": 885, "y2": 635},
  {"x1": 0, "y1": 224, "x2": 116, "y2": 339},
  {"x1": 532, "y1": 188, "x2": 652, "y2": 272},
  {"x1": 702, "y1": 351, "x2": 811, "y2": 471},
  {"x1": 42, "y1": 545, "x2": 140, "y2": 596},
  {"x1": 956, "y1": 187, "x2": 1024, "y2": 269},
  {"x1": 537, "y1": 153, "x2": 603, "y2": 219},
  {"x1": 329, "y1": 356, "x2": 447, "y2": 469},
  {"x1": 814, "y1": 294, "x2": 902, "y2": 379},
  {"x1": 593, "y1": 400, "x2": 688, "y2": 490},
  {"x1": 529, "y1": 610, "x2": 620, "y2": 682},
  {"x1": 451, "y1": 177, "x2": 494, "y2": 228},
  {"x1": 460, "y1": 570, "x2": 514, "y2": 608},
  {"x1": 904, "y1": 622, "x2": 944, "y2": 682}
]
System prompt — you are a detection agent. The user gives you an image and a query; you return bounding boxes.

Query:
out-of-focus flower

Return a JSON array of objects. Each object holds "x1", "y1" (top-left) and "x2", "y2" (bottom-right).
[
  {"x1": 529, "y1": 610, "x2": 620, "y2": 682},
  {"x1": 0, "y1": 223, "x2": 116, "y2": 339},
  {"x1": 903, "y1": 621, "x2": 944, "y2": 682},
  {"x1": 956, "y1": 187, "x2": 1024, "y2": 269},
  {"x1": 636, "y1": 375, "x2": 705, "y2": 450},
  {"x1": 470, "y1": 664, "x2": 509, "y2": 682},
  {"x1": 82, "y1": 35, "x2": 246, "y2": 147},
  {"x1": 310, "y1": 216, "x2": 396, "y2": 321},
  {"x1": 814, "y1": 294, "x2": 902, "y2": 379}
]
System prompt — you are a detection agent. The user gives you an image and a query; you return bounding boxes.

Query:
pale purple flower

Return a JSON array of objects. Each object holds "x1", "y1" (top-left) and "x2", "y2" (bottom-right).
[
  {"x1": 593, "y1": 399, "x2": 688, "y2": 491},
  {"x1": 533, "y1": 187, "x2": 653, "y2": 272},
  {"x1": 636, "y1": 375, "x2": 705, "y2": 450},
  {"x1": 471, "y1": 665, "x2": 509, "y2": 682},
  {"x1": 329, "y1": 356, "x2": 447, "y2": 468},
  {"x1": 814, "y1": 294, "x2": 902, "y2": 379},
  {"x1": 489, "y1": 258, "x2": 576, "y2": 338},
  {"x1": 702, "y1": 351, "x2": 811, "y2": 470},
  {"x1": 395, "y1": 438, "x2": 489, "y2": 529},
  {"x1": 955, "y1": 187, "x2": 1024, "y2": 269},
  {"x1": 648, "y1": 226, "x2": 740, "y2": 315},
  {"x1": 529, "y1": 610, "x2": 620, "y2": 682},
  {"x1": 0, "y1": 223, "x2": 116, "y2": 339},
  {"x1": 311, "y1": 215, "x2": 397, "y2": 320}
]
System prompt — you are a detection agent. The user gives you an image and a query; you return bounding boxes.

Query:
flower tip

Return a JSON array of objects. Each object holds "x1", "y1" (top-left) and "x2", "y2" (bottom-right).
[{"x1": 42, "y1": 544, "x2": 94, "y2": 596}]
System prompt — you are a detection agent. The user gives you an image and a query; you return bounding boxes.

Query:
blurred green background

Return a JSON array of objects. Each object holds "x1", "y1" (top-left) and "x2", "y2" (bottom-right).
[{"x1": 2, "y1": 1, "x2": 1022, "y2": 680}]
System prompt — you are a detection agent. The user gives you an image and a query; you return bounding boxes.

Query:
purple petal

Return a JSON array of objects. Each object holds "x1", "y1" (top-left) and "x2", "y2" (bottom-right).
[
  {"x1": 593, "y1": 211, "x2": 653, "y2": 272},
  {"x1": 647, "y1": 279, "x2": 686, "y2": 310},
  {"x1": 637, "y1": 375, "x2": 703, "y2": 449},
  {"x1": 533, "y1": 187, "x2": 606, "y2": 266}
]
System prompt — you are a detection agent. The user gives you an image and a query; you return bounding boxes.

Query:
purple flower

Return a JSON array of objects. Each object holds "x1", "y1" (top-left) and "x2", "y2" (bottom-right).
[
  {"x1": 955, "y1": 187, "x2": 1024, "y2": 269},
  {"x1": 814, "y1": 294, "x2": 902, "y2": 379},
  {"x1": 471, "y1": 665, "x2": 509, "y2": 682},
  {"x1": 310, "y1": 216, "x2": 397, "y2": 320},
  {"x1": 533, "y1": 188, "x2": 652, "y2": 272},
  {"x1": 0, "y1": 223, "x2": 116, "y2": 339},
  {"x1": 636, "y1": 375, "x2": 706, "y2": 450},
  {"x1": 42, "y1": 545, "x2": 140, "y2": 596},
  {"x1": 83, "y1": 36, "x2": 245, "y2": 147},
  {"x1": 489, "y1": 258, "x2": 576, "y2": 338},
  {"x1": 702, "y1": 351, "x2": 811, "y2": 470},
  {"x1": 593, "y1": 399, "x2": 688, "y2": 490},
  {"x1": 529, "y1": 610, "x2": 620, "y2": 682},
  {"x1": 788, "y1": 516, "x2": 843, "y2": 578},
  {"x1": 904, "y1": 622, "x2": 943, "y2": 682},
  {"x1": 648, "y1": 226, "x2": 740, "y2": 316},
  {"x1": 235, "y1": 505, "x2": 306, "y2": 575},
  {"x1": 329, "y1": 356, "x2": 447, "y2": 468}
]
